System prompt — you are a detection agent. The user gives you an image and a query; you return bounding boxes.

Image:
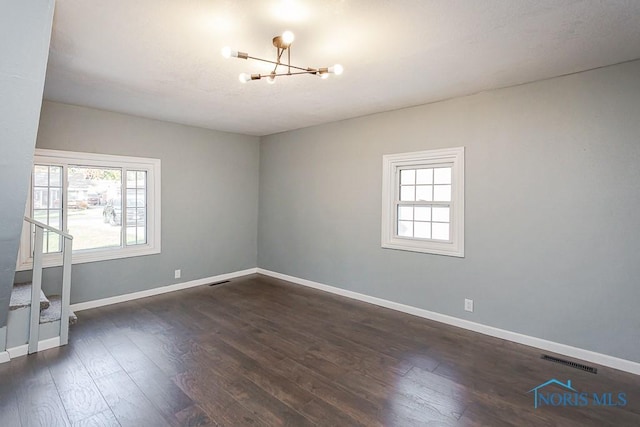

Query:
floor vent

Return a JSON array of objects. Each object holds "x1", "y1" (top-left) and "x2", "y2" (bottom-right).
[
  {"x1": 541, "y1": 354, "x2": 597, "y2": 374},
  {"x1": 209, "y1": 280, "x2": 230, "y2": 287}
]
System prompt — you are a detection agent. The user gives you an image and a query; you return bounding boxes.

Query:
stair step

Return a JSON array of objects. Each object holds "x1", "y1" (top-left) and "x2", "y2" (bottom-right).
[
  {"x1": 9, "y1": 282, "x2": 50, "y2": 311},
  {"x1": 40, "y1": 295, "x2": 77, "y2": 325}
]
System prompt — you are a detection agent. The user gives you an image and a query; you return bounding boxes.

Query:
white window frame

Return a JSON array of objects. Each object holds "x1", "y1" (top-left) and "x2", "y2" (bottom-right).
[
  {"x1": 17, "y1": 149, "x2": 161, "y2": 270},
  {"x1": 381, "y1": 147, "x2": 464, "y2": 257}
]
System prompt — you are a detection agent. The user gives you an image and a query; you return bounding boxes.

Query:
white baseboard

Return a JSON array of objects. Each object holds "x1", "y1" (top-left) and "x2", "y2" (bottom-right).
[
  {"x1": 70, "y1": 268, "x2": 258, "y2": 312},
  {"x1": 4, "y1": 336, "x2": 63, "y2": 362},
  {"x1": 7, "y1": 344, "x2": 28, "y2": 359},
  {"x1": 38, "y1": 336, "x2": 61, "y2": 352},
  {"x1": 0, "y1": 351, "x2": 10, "y2": 364},
  {"x1": 257, "y1": 268, "x2": 640, "y2": 376}
]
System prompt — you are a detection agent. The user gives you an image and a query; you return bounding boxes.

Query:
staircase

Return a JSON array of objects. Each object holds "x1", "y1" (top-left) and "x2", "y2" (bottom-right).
[
  {"x1": 3, "y1": 217, "x2": 74, "y2": 359},
  {"x1": 6, "y1": 283, "x2": 77, "y2": 354}
]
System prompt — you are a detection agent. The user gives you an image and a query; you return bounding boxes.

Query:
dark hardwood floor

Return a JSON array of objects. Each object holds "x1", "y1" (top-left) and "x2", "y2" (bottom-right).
[{"x1": 1, "y1": 274, "x2": 638, "y2": 426}]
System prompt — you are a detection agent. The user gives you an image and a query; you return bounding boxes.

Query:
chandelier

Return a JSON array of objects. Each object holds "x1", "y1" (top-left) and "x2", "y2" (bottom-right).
[{"x1": 221, "y1": 31, "x2": 343, "y2": 84}]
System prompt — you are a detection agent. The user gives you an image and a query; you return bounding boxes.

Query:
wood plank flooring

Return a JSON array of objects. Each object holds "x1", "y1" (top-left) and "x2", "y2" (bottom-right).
[{"x1": 1, "y1": 274, "x2": 638, "y2": 426}]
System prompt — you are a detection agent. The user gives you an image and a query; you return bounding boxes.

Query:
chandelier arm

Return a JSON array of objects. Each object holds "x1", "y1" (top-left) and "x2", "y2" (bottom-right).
[
  {"x1": 272, "y1": 48, "x2": 282, "y2": 74},
  {"x1": 262, "y1": 70, "x2": 322, "y2": 78},
  {"x1": 246, "y1": 55, "x2": 311, "y2": 73}
]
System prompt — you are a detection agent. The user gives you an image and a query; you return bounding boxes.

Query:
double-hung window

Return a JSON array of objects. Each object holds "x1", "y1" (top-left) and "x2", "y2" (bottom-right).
[
  {"x1": 381, "y1": 147, "x2": 464, "y2": 257},
  {"x1": 18, "y1": 149, "x2": 161, "y2": 269}
]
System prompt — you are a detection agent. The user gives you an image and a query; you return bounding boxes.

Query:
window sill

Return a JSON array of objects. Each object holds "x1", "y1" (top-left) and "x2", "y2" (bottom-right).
[
  {"x1": 16, "y1": 245, "x2": 161, "y2": 271},
  {"x1": 382, "y1": 239, "x2": 464, "y2": 258}
]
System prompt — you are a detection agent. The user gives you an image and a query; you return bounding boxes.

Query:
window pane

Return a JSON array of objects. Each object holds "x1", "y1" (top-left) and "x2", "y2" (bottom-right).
[
  {"x1": 47, "y1": 232, "x2": 60, "y2": 253},
  {"x1": 50, "y1": 166, "x2": 62, "y2": 187},
  {"x1": 136, "y1": 226, "x2": 146, "y2": 245},
  {"x1": 126, "y1": 208, "x2": 139, "y2": 226},
  {"x1": 416, "y1": 168, "x2": 433, "y2": 184},
  {"x1": 127, "y1": 171, "x2": 137, "y2": 187},
  {"x1": 400, "y1": 186, "x2": 415, "y2": 201},
  {"x1": 434, "y1": 185, "x2": 451, "y2": 202},
  {"x1": 398, "y1": 220, "x2": 413, "y2": 237},
  {"x1": 136, "y1": 189, "x2": 146, "y2": 207},
  {"x1": 126, "y1": 227, "x2": 137, "y2": 245},
  {"x1": 432, "y1": 222, "x2": 450, "y2": 240},
  {"x1": 34, "y1": 165, "x2": 49, "y2": 186},
  {"x1": 400, "y1": 169, "x2": 415, "y2": 185},
  {"x1": 414, "y1": 222, "x2": 431, "y2": 239},
  {"x1": 432, "y1": 207, "x2": 450, "y2": 222},
  {"x1": 434, "y1": 167, "x2": 452, "y2": 184},
  {"x1": 49, "y1": 210, "x2": 62, "y2": 229},
  {"x1": 414, "y1": 206, "x2": 431, "y2": 221},
  {"x1": 137, "y1": 171, "x2": 147, "y2": 187},
  {"x1": 398, "y1": 206, "x2": 413, "y2": 221},
  {"x1": 49, "y1": 188, "x2": 61, "y2": 208},
  {"x1": 416, "y1": 185, "x2": 433, "y2": 201},
  {"x1": 68, "y1": 167, "x2": 122, "y2": 251},
  {"x1": 34, "y1": 188, "x2": 48, "y2": 209},
  {"x1": 33, "y1": 209, "x2": 48, "y2": 223},
  {"x1": 127, "y1": 189, "x2": 137, "y2": 207},
  {"x1": 136, "y1": 208, "x2": 146, "y2": 226}
]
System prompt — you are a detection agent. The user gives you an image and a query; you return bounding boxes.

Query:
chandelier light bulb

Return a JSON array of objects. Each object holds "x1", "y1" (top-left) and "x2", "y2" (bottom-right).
[
  {"x1": 329, "y1": 64, "x2": 344, "y2": 75},
  {"x1": 239, "y1": 73, "x2": 251, "y2": 83},
  {"x1": 221, "y1": 46, "x2": 232, "y2": 58},
  {"x1": 320, "y1": 72, "x2": 329, "y2": 80},
  {"x1": 281, "y1": 30, "x2": 295, "y2": 45}
]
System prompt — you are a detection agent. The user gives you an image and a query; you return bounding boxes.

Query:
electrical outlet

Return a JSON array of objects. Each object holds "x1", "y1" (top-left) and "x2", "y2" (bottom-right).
[
  {"x1": 174, "y1": 269, "x2": 181, "y2": 279},
  {"x1": 464, "y1": 298, "x2": 474, "y2": 312}
]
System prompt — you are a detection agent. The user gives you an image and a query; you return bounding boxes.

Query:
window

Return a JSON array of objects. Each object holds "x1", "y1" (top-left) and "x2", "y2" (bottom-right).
[
  {"x1": 18, "y1": 149, "x2": 161, "y2": 269},
  {"x1": 381, "y1": 147, "x2": 464, "y2": 257}
]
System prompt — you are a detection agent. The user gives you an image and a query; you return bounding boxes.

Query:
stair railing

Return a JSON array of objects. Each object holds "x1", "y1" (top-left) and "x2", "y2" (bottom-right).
[{"x1": 23, "y1": 217, "x2": 73, "y2": 354}]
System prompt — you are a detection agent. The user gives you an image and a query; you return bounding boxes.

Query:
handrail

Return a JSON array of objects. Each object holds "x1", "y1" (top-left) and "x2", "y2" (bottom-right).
[
  {"x1": 23, "y1": 216, "x2": 73, "y2": 240},
  {"x1": 24, "y1": 217, "x2": 73, "y2": 353}
]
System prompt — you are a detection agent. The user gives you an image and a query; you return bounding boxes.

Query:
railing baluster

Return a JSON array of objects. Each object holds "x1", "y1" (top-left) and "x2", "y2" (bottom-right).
[
  {"x1": 28, "y1": 226, "x2": 44, "y2": 354},
  {"x1": 60, "y1": 236, "x2": 72, "y2": 345}
]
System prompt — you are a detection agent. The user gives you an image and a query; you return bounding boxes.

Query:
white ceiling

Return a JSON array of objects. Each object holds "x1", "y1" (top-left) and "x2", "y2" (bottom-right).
[{"x1": 44, "y1": 0, "x2": 640, "y2": 136}]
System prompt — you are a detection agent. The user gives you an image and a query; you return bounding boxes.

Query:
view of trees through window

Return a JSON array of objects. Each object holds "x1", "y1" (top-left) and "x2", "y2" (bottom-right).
[
  {"x1": 33, "y1": 165, "x2": 147, "y2": 253},
  {"x1": 67, "y1": 166, "x2": 122, "y2": 251}
]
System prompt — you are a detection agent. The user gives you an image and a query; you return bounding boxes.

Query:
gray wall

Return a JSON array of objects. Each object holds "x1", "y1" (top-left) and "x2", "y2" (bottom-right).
[
  {"x1": 0, "y1": 0, "x2": 54, "y2": 330},
  {"x1": 258, "y1": 60, "x2": 640, "y2": 363},
  {"x1": 26, "y1": 101, "x2": 259, "y2": 304}
]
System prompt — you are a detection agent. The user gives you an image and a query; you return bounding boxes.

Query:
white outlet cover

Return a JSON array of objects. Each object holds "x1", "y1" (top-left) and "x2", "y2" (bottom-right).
[
  {"x1": 464, "y1": 298, "x2": 474, "y2": 312},
  {"x1": 174, "y1": 269, "x2": 181, "y2": 279}
]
